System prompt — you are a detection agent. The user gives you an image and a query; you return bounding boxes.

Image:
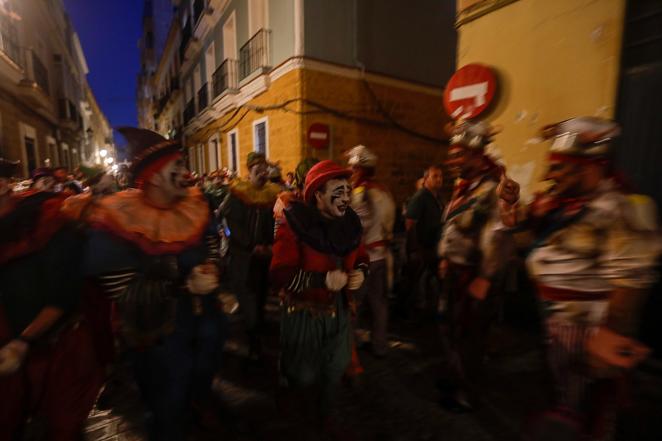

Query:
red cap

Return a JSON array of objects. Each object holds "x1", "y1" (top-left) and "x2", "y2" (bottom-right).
[{"x1": 303, "y1": 160, "x2": 352, "y2": 203}]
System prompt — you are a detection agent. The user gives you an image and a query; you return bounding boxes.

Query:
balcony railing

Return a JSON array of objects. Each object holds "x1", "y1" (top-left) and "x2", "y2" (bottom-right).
[
  {"x1": 179, "y1": 19, "x2": 192, "y2": 60},
  {"x1": 32, "y1": 52, "x2": 49, "y2": 95},
  {"x1": 170, "y1": 76, "x2": 179, "y2": 93},
  {"x1": 0, "y1": 20, "x2": 22, "y2": 67},
  {"x1": 193, "y1": 0, "x2": 206, "y2": 25},
  {"x1": 212, "y1": 58, "x2": 238, "y2": 98},
  {"x1": 239, "y1": 29, "x2": 271, "y2": 80},
  {"x1": 183, "y1": 99, "x2": 195, "y2": 125},
  {"x1": 197, "y1": 83, "x2": 208, "y2": 113},
  {"x1": 58, "y1": 98, "x2": 80, "y2": 127}
]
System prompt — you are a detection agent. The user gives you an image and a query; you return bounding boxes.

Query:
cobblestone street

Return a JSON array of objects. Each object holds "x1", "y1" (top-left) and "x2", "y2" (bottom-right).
[{"x1": 81, "y1": 299, "x2": 662, "y2": 441}]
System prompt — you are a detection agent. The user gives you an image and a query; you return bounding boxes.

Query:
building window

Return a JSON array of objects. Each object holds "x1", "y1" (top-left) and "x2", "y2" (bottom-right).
[
  {"x1": 188, "y1": 146, "x2": 196, "y2": 171},
  {"x1": 227, "y1": 129, "x2": 239, "y2": 173},
  {"x1": 208, "y1": 136, "x2": 220, "y2": 171},
  {"x1": 197, "y1": 144, "x2": 204, "y2": 174},
  {"x1": 252, "y1": 117, "x2": 268, "y2": 156},
  {"x1": 24, "y1": 137, "x2": 37, "y2": 172}
]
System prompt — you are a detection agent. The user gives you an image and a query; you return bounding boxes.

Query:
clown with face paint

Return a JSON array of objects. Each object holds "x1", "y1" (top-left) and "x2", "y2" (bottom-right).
[
  {"x1": 219, "y1": 152, "x2": 281, "y2": 361},
  {"x1": 270, "y1": 160, "x2": 369, "y2": 432},
  {"x1": 0, "y1": 157, "x2": 104, "y2": 439},
  {"x1": 82, "y1": 128, "x2": 227, "y2": 441},
  {"x1": 498, "y1": 117, "x2": 661, "y2": 440},
  {"x1": 436, "y1": 119, "x2": 516, "y2": 412}
]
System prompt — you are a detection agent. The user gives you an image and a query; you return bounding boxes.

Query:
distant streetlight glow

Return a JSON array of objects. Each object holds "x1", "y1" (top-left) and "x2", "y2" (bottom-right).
[
  {"x1": 100, "y1": 149, "x2": 108, "y2": 158},
  {"x1": 105, "y1": 157, "x2": 114, "y2": 165}
]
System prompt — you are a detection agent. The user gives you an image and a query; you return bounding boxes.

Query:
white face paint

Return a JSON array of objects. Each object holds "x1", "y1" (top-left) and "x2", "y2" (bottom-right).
[
  {"x1": 315, "y1": 178, "x2": 351, "y2": 218},
  {"x1": 0, "y1": 177, "x2": 11, "y2": 197},
  {"x1": 33, "y1": 176, "x2": 55, "y2": 192},
  {"x1": 149, "y1": 157, "x2": 189, "y2": 198},
  {"x1": 249, "y1": 162, "x2": 268, "y2": 188}
]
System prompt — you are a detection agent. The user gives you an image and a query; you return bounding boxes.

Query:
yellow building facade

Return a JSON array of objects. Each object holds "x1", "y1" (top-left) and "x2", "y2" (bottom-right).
[
  {"x1": 184, "y1": 59, "x2": 448, "y2": 204},
  {"x1": 456, "y1": 0, "x2": 626, "y2": 199}
]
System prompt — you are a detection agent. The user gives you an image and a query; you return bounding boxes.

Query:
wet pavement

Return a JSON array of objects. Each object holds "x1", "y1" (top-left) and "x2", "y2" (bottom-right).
[{"x1": 83, "y1": 299, "x2": 662, "y2": 441}]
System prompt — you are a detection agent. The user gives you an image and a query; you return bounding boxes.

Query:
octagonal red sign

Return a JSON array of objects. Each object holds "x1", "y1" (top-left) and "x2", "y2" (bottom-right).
[{"x1": 443, "y1": 64, "x2": 497, "y2": 120}]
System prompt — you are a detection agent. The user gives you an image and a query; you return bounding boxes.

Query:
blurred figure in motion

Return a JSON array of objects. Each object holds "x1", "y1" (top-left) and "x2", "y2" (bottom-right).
[
  {"x1": 0, "y1": 158, "x2": 103, "y2": 440},
  {"x1": 499, "y1": 117, "x2": 662, "y2": 440},
  {"x1": 82, "y1": 128, "x2": 226, "y2": 441},
  {"x1": 436, "y1": 119, "x2": 515, "y2": 412},
  {"x1": 219, "y1": 152, "x2": 280, "y2": 361},
  {"x1": 347, "y1": 145, "x2": 396, "y2": 357}
]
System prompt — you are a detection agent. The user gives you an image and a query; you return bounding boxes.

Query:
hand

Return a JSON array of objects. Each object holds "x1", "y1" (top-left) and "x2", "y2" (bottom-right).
[
  {"x1": 467, "y1": 277, "x2": 491, "y2": 301},
  {"x1": 586, "y1": 326, "x2": 650, "y2": 371},
  {"x1": 325, "y1": 270, "x2": 348, "y2": 292},
  {"x1": 186, "y1": 264, "x2": 220, "y2": 295},
  {"x1": 347, "y1": 270, "x2": 365, "y2": 290},
  {"x1": 0, "y1": 339, "x2": 29, "y2": 376},
  {"x1": 496, "y1": 176, "x2": 520, "y2": 205}
]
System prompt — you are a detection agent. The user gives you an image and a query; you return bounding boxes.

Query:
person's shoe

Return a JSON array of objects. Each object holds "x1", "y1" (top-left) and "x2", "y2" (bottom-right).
[
  {"x1": 439, "y1": 395, "x2": 473, "y2": 413},
  {"x1": 438, "y1": 388, "x2": 474, "y2": 414},
  {"x1": 95, "y1": 377, "x2": 122, "y2": 411}
]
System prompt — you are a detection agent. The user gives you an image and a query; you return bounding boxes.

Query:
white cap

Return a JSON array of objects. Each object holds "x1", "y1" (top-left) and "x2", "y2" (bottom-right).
[{"x1": 347, "y1": 145, "x2": 378, "y2": 167}]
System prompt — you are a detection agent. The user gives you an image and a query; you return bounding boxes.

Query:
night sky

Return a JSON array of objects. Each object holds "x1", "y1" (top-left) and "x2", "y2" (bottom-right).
[{"x1": 63, "y1": 0, "x2": 143, "y2": 156}]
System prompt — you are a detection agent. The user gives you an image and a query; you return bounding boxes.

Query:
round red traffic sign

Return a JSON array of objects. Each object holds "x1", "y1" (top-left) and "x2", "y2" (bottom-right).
[
  {"x1": 307, "y1": 123, "x2": 330, "y2": 149},
  {"x1": 443, "y1": 64, "x2": 497, "y2": 120}
]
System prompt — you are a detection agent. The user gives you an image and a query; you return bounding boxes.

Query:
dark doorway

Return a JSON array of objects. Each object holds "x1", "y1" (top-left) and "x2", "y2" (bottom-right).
[
  {"x1": 615, "y1": 0, "x2": 662, "y2": 359},
  {"x1": 24, "y1": 137, "x2": 37, "y2": 172}
]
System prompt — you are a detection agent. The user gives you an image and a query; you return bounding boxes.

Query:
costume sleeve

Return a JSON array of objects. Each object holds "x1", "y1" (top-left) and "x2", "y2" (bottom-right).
[
  {"x1": 270, "y1": 220, "x2": 302, "y2": 290},
  {"x1": 43, "y1": 225, "x2": 85, "y2": 312},
  {"x1": 204, "y1": 217, "x2": 221, "y2": 262},
  {"x1": 477, "y1": 183, "x2": 515, "y2": 280},
  {"x1": 598, "y1": 197, "x2": 661, "y2": 290},
  {"x1": 354, "y1": 243, "x2": 370, "y2": 271}
]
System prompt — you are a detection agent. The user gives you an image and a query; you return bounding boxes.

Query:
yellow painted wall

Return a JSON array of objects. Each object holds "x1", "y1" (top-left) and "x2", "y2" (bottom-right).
[
  {"x1": 186, "y1": 69, "x2": 304, "y2": 178},
  {"x1": 187, "y1": 64, "x2": 449, "y2": 204},
  {"x1": 457, "y1": 0, "x2": 625, "y2": 199}
]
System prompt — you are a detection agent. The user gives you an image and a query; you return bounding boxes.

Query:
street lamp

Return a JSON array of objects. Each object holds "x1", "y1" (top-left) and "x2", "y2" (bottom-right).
[
  {"x1": 105, "y1": 157, "x2": 114, "y2": 165},
  {"x1": 100, "y1": 149, "x2": 108, "y2": 158}
]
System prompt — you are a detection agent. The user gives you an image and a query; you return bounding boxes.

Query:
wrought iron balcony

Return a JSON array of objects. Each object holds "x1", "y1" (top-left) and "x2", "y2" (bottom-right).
[
  {"x1": 58, "y1": 98, "x2": 80, "y2": 129},
  {"x1": 197, "y1": 83, "x2": 208, "y2": 112},
  {"x1": 179, "y1": 19, "x2": 192, "y2": 60},
  {"x1": 183, "y1": 98, "x2": 195, "y2": 125},
  {"x1": 193, "y1": 0, "x2": 206, "y2": 25},
  {"x1": 239, "y1": 29, "x2": 271, "y2": 80},
  {"x1": 31, "y1": 52, "x2": 49, "y2": 95},
  {"x1": 0, "y1": 20, "x2": 22, "y2": 68},
  {"x1": 212, "y1": 58, "x2": 238, "y2": 98}
]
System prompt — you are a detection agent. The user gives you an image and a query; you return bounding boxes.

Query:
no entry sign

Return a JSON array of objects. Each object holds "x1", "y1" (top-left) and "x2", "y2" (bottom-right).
[
  {"x1": 307, "y1": 123, "x2": 330, "y2": 149},
  {"x1": 443, "y1": 64, "x2": 497, "y2": 120}
]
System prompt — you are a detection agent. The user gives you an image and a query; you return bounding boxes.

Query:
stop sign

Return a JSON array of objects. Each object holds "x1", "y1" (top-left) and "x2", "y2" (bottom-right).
[
  {"x1": 443, "y1": 64, "x2": 497, "y2": 120},
  {"x1": 307, "y1": 123, "x2": 330, "y2": 149}
]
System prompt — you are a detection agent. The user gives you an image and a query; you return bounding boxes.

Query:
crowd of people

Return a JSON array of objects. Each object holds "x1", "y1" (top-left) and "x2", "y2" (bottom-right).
[{"x1": 0, "y1": 116, "x2": 660, "y2": 441}]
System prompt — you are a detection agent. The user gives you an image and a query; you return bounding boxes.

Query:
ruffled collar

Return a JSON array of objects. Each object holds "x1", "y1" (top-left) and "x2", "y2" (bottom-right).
[
  {"x1": 230, "y1": 180, "x2": 281, "y2": 207},
  {"x1": 284, "y1": 200, "x2": 362, "y2": 256},
  {"x1": 88, "y1": 187, "x2": 209, "y2": 255},
  {"x1": 0, "y1": 191, "x2": 67, "y2": 265}
]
